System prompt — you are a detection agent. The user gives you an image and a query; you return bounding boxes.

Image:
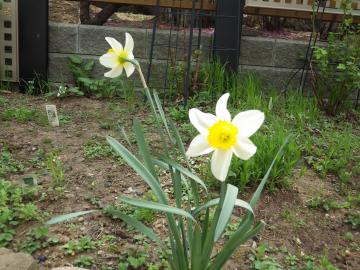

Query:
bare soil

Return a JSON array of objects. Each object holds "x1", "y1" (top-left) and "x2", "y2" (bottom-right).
[{"x1": 0, "y1": 92, "x2": 359, "y2": 269}]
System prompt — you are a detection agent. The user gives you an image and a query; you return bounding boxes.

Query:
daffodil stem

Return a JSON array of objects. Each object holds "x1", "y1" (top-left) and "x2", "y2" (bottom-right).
[
  {"x1": 135, "y1": 65, "x2": 170, "y2": 156},
  {"x1": 136, "y1": 65, "x2": 149, "y2": 90}
]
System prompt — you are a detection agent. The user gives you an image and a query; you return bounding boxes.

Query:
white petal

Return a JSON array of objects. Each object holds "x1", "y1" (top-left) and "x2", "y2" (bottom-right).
[
  {"x1": 189, "y1": 108, "x2": 217, "y2": 135},
  {"x1": 123, "y1": 62, "x2": 135, "y2": 77},
  {"x1": 104, "y1": 66, "x2": 123, "y2": 78},
  {"x1": 232, "y1": 110, "x2": 265, "y2": 137},
  {"x1": 127, "y1": 52, "x2": 135, "y2": 60},
  {"x1": 124, "y1": 32, "x2": 134, "y2": 54},
  {"x1": 186, "y1": 134, "x2": 213, "y2": 157},
  {"x1": 211, "y1": 149, "x2": 233, "y2": 181},
  {"x1": 105, "y1": 37, "x2": 123, "y2": 53},
  {"x1": 99, "y1": 53, "x2": 118, "y2": 68},
  {"x1": 216, "y1": 93, "x2": 231, "y2": 121},
  {"x1": 232, "y1": 137, "x2": 257, "y2": 160}
]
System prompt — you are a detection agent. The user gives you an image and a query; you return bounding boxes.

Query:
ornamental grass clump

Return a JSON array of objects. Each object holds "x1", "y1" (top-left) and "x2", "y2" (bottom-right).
[{"x1": 47, "y1": 33, "x2": 289, "y2": 269}]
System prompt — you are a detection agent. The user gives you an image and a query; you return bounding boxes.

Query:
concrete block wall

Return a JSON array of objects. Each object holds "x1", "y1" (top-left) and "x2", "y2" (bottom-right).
[{"x1": 48, "y1": 22, "x2": 311, "y2": 90}]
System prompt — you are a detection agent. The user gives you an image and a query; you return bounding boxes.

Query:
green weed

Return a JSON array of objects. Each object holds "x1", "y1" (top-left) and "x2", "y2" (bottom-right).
[
  {"x1": 0, "y1": 107, "x2": 48, "y2": 125},
  {"x1": 59, "y1": 115, "x2": 72, "y2": 125},
  {"x1": 117, "y1": 250, "x2": 150, "y2": 270},
  {"x1": 63, "y1": 236, "x2": 96, "y2": 256},
  {"x1": 228, "y1": 122, "x2": 300, "y2": 191},
  {"x1": 307, "y1": 195, "x2": 344, "y2": 212},
  {"x1": 344, "y1": 212, "x2": 360, "y2": 230},
  {"x1": 303, "y1": 123, "x2": 359, "y2": 180},
  {"x1": 18, "y1": 226, "x2": 58, "y2": 254},
  {"x1": 46, "y1": 151, "x2": 65, "y2": 192},
  {"x1": 0, "y1": 149, "x2": 24, "y2": 177},
  {"x1": 0, "y1": 97, "x2": 8, "y2": 106},
  {"x1": 83, "y1": 136, "x2": 116, "y2": 159},
  {"x1": 280, "y1": 209, "x2": 306, "y2": 228},
  {"x1": 104, "y1": 191, "x2": 157, "y2": 225},
  {"x1": 74, "y1": 255, "x2": 95, "y2": 268},
  {"x1": 68, "y1": 55, "x2": 136, "y2": 98},
  {"x1": 251, "y1": 243, "x2": 282, "y2": 270},
  {"x1": 0, "y1": 180, "x2": 39, "y2": 247}
]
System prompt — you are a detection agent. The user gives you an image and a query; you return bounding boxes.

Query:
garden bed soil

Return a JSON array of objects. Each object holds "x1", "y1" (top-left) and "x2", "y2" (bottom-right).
[{"x1": 0, "y1": 92, "x2": 359, "y2": 269}]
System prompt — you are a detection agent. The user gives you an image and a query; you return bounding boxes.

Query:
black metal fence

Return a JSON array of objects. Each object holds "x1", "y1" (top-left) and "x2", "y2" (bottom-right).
[
  {"x1": 144, "y1": 0, "x2": 359, "y2": 108},
  {"x1": 145, "y1": 0, "x2": 245, "y2": 103}
]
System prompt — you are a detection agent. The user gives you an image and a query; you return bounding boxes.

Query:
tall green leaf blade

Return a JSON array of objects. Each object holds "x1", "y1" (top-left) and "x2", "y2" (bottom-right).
[
  {"x1": 158, "y1": 157, "x2": 207, "y2": 192},
  {"x1": 106, "y1": 208, "x2": 162, "y2": 245},
  {"x1": 133, "y1": 119, "x2": 158, "y2": 179},
  {"x1": 200, "y1": 182, "x2": 227, "y2": 268},
  {"x1": 46, "y1": 210, "x2": 96, "y2": 225},
  {"x1": 107, "y1": 136, "x2": 167, "y2": 204},
  {"x1": 153, "y1": 90, "x2": 172, "y2": 141},
  {"x1": 191, "y1": 228, "x2": 202, "y2": 269},
  {"x1": 118, "y1": 124, "x2": 131, "y2": 146},
  {"x1": 120, "y1": 196, "x2": 196, "y2": 223},
  {"x1": 169, "y1": 121, "x2": 200, "y2": 206},
  {"x1": 250, "y1": 136, "x2": 290, "y2": 207},
  {"x1": 193, "y1": 198, "x2": 253, "y2": 217},
  {"x1": 214, "y1": 184, "x2": 238, "y2": 242},
  {"x1": 169, "y1": 121, "x2": 187, "y2": 159},
  {"x1": 172, "y1": 169, "x2": 189, "y2": 264},
  {"x1": 208, "y1": 221, "x2": 265, "y2": 270}
]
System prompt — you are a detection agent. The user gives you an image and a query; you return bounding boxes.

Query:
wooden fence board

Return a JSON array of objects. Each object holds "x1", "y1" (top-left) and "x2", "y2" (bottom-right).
[{"x1": 67, "y1": 0, "x2": 360, "y2": 22}]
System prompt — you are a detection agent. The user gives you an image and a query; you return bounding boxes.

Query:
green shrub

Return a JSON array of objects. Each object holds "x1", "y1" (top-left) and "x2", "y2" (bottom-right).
[{"x1": 312, "y1": 5, "x2": 360, "y2": 115}]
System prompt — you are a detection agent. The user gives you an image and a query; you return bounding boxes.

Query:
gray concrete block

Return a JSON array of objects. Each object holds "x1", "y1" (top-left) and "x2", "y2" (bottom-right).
[
  {"x1": 49, "y1": 23, "x2": 78, "y2": 54},
  {"x1": 273, "y1": 39, "x2": 308, "y2": 68},
  {"x1": 147, "y1": 29, "x2": 212, "y2": 61},
  {"x1": 239, "y1": 65, "x2": 307, "y2": 91},
  {"x1": 48, "y1": 53, "x2": 168, "y2": 88},
  {"x1": 49, "y1": 53, "x2": 120, "y2": 83},
  {"x1": 48, "y1": 53, "x2": 74, "y2": 83},
  {"x1": 78, "y1": 25, "x2": 147, "y2": 58},
  {"x1": 240, "y1": 37, "x2": 276, "y2": 67}
]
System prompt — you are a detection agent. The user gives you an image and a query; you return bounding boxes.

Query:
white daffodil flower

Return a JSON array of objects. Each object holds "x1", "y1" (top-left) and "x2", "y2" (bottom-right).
[
  {"x1": 99, "y1": 33, "x2": 135, "y2": 78},
  {"x1": 186, "y1": 93, "x2": 265, "y2": 181}
]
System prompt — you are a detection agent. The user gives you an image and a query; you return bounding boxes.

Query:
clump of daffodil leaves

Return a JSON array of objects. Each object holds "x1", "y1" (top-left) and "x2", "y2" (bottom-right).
[{"x1": 46, "y1": 33, "x2": 290, "y2": 269}]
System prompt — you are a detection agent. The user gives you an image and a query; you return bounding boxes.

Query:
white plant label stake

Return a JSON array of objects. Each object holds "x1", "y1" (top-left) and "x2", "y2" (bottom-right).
[{"x1": 46, "y1": 105, "x2": 59, "y2": 127}]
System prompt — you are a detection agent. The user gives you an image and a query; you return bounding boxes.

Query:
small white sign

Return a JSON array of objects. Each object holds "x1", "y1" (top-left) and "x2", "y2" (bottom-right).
[{"x1": 46, "y1": 105, "x2": 59, "y2": 127}]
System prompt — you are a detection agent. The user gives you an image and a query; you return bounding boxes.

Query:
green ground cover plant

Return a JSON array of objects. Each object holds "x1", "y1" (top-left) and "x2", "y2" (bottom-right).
[
  {"x1": 0, "y1": 180, "x2": 39, "y2": 247},
  {"x1": 0, "y1": 149, "x2": 24, "y2": 178},
  {"x1": 104, "y1": 191, "x2": 157, "y2": 225},
  {"x1": 0, "y1": 106, "x2": 48, "y2": 125},
  {"x1": 63, "y1": 236, "x2": 96, "y2": 256},
  {"x1": 83, "y1": 136, "x2": 117, "y2": 159},
  {"x1": 18, "y1": 226, "x2": 59, "y2": 254},
  {"x1": 68, "y1": 55, "x2": 136, "y2": 98}
]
